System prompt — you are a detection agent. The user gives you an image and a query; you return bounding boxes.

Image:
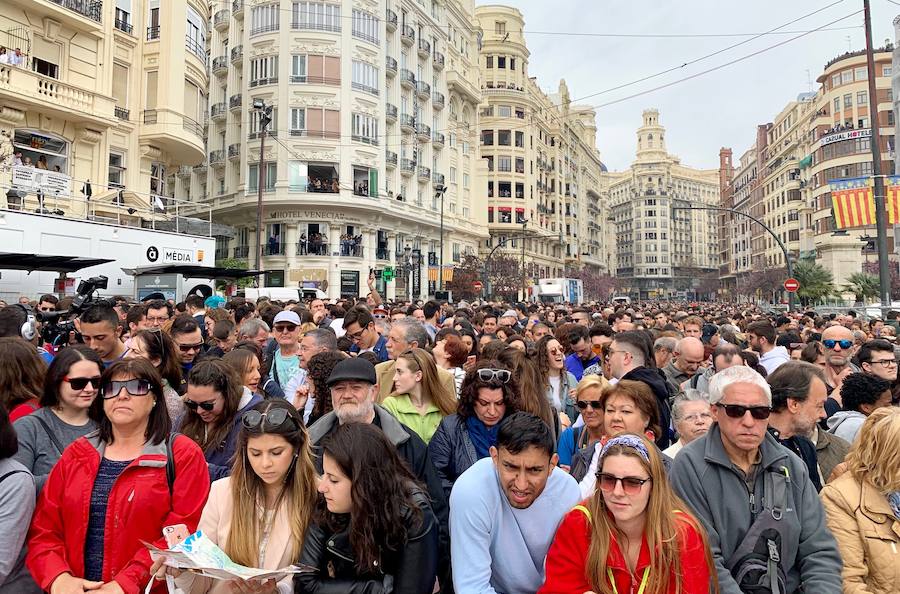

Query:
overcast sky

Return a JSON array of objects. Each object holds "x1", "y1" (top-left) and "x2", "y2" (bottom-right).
[{"x1": 482, "y1": 0, "x2": 898, "y2": 171}]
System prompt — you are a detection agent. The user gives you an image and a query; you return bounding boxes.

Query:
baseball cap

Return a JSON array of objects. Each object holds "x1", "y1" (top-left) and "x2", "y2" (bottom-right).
[
  {"x1": 501, "y1": 309, "x2": 517, "y2": 319},
  {"x1": 373, "y1": 306, "x2": 388, "y2": 315},
  {"x1": 273, "y1": 310, "x2": 301, "y2": 326},
  {"x1": 327, "y1": 357, "x2": 377, "y2": 386}
]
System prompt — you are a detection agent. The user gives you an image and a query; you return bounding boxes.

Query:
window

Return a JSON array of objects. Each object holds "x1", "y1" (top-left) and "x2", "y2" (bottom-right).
[
  {"x1": 352, "y1": 113, "x2": 378, "y2": 145},
  {"x1": 463, "y1": 173, "x2": 470, "y2": 188},
  {"x1": 108, "y1": 152, "x2": 125, "y2": 188},
  {"x1": 498, "y1": 105, "x2": 511, "y2": 117},
  {"x1": 291, "y1": 55, "x2": 307, "y2": 82},
  {"x1": 248, "y1": 107, "x2": 277, "y2": 137},
  {"x1": 488, "y1": 181, "x2": 494, "y2": 198},
  {"x1": 352, "y1": 9, "x2": 379, "y2": 43},
  {"x1": 884, "y1": 65, "x2": 893, "y2": 77},
  {"x1": 844, "y1": 93, "x2": 852, "y2": 108},
  {"x1": 488, "y1": 207, "x2": 494, "y2": 223},
  {"x1": 831, "y1": 73, "x2": 841, "y2": 88},
  {"x1": 857, "y1": 90, "x2": 867, "y2": 105},
  {"x1": 291, "y1": 54, "x2": 340, "y2": 84},
  {"x1": 515, "y1": 131, "x2": 524, "y2": 147},
  {"x1": 112, "y1": 63, "x2": 129, "y2": 107},
  {"x1": 833, "y1": 97, "x2": 840, "y2": 113},
  {"x1": 150, "y1": 163, "x2": 166, "y2": 199},
  {"x1": 498, "y1": 130, "x2": 511, "y2": 145},
  {"x1": 510, "y1": 58, "x2": 515, "y2": 71},
  {"x1": 855, "y1": 67, "x2": 867, "y2": 81},
  {"x1": 481, "y1": 129, "x2": 494, "y2": 145},
  {"x1": 498, "y1": 155, "x2": 511, "y2": 172},
  {"x1": 250, "y1": 56, "x2": 278, "y2": 86},
  {"x1": 449, "y1": 167, "x2": 457, "y2": 183},
  {"x1": 515, "y1": 157, "x2": 524, "y2": 173},
  {"x1": 515, "y1": 183, "x2": 524, "y2": 199},
  {"x1": 251, "y1": 3, "x2": 279, "y2": 35},
  {"x1": 495, "y1": 21, "x2": 505, "y2": 35},
  {"x1": 115, "y1": 0, "x2": 132, "y2": 32},
  {"x1": 185, "y1": 6, "x2": 206, "y2": 60},
  {"x1": 292, "y1": 2, "x2": 341, "y2": 32},
  {"x1": 249, "y1": 163, "x2": 277, "y2": 191},
  {"x1": 290, "y1": 108, "x2": 305, "y2": 134},
  {"x1": 486, "y1": 56, "x2": 493, "y2": 68},
  {"x1": 497, "y1": 56, "x2": 506, "y2": 69},
  {"x1": 499, "y1": 208, "x2": 512, "y2": 223},
  {"x1": 841, "y1": 70, "x2": 853, "y2": 84},
  {"x1": 351, "y1": 60, "x2": 379, "y2": 95}
]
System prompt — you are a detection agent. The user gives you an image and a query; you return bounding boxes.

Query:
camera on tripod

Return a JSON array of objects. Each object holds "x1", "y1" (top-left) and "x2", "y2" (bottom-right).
[{"x1": 36, "y1": 276, "x2": 115, "y2": 346}]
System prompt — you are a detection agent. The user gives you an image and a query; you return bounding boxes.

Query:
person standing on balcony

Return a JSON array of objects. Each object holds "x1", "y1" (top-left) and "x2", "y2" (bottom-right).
[{"x1": 0, "y1": 47, "x2": 8, "y2": 65}]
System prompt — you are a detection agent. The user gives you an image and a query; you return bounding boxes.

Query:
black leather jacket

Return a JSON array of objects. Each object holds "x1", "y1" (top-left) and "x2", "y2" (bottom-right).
[{"x1": 294, "y1": 491, "x2": 439, "y2": 594}]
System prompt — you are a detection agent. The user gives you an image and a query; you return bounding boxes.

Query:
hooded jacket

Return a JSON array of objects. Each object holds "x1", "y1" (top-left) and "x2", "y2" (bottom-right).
[
  {"x1": 427, "y1": 414, "x2": 479, "y2": 499},
  {"x1": 670, "y1": 424, "x2": 842, "y2": 594},
  {"x1": 621, "y1": 366, "x2": 673, "y2": 449},
  {"x1": 827, "y1": 410, "x2": 867, "y2": 444}
]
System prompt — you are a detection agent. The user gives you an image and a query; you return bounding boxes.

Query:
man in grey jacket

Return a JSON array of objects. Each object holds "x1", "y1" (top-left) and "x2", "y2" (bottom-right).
[{"x1": 670, "y1": 366, "x2": 842, "y2": 594}]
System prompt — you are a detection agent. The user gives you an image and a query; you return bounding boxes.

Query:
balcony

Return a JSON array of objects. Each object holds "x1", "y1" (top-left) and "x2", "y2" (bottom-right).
[
  {"x1": 377, "y1": 247, "x2": 390, "y2": 261},
  {"x1": 416, "y1": 81, "x2": 431, "y2": 100},
  {"x1": 401, "y1": 158, "x2": 416, "y2": 175},
  {"x1": 352, "y1": 134, "x2": 379, "y2": 146},
  {"x1": 432, "y1": 91, "x2": 445, "y2": 109},
  {"x1": 115, "y1": 106, "x2": 130, "y2": 121},
  {"x1": 386, "y1": 8, "x2": 398, "y2": 31},
  {"x1": 401, "y1": 25, "x2": 415, "y2": 45},
  {"x1": 0, "y1": 65, "x2": 116, "y2": 127},
  {"x1": 292, "y1": 19, "x2": 340, "y2": 33},
  {"x1": 386, "y1": 150, "x2": 398, "y2": 168},
  {"x1": 432, "y1": 132, "x2": 445, "y2": 147},
  {"x1": 386, "y1": 103, "x2": 398, "y2": 122},
  {"x1": 214, "y1": 10, "x2": 230, "y2": 30},
  {"x1": 27, "y1": 0, "x2": 102, "y2": 27},
  {"x1": 351, "y1": 82, "x2": 379, "y2": 96},
  {"x1": 261, "y1": 243, "x2": 286, "y2": 257},
  {"x1": 340, "y1": 244, "x2": 364, "y2": 258},
  {"x1": 233, "y1": 245, "x2": 250, "y2": 258},
  {"x1": 209, "y1": 150, "x2": 226, "y2": 166},
  {"x1": 433, "y1": 51, "x2": 445, "y2": 70},
  {"x1": 229, "y1": 94, "x2": 242, "y2": 111},
  {"x1": 228, "y1": 143, "x2": 241, "y2": 160},
  {"x1": 230, "y1": 45, "x2": 243, "y2": 64},
  {"x1": 400, "y1": 114, "x2": 415, "y2": 132},
  {"x1": 447, "y1": 70, "x2": 480, "y2": 104},
  {"x1": 417, "y1": 166, "x2": 431, "y2": 181},
  {"x1": 400, "y1": 69, "x2": 415, "y2": 89},
  {"x1": 233, "y1": 0, "x2": 244, "y2": 17},
  {"x1": 177, "y1": 165, "x2": 192, "y2": 178},
  {"x1": 147, "y1": 26, "x2": 160, "y2": 41},
  {"x1": 210, "y1": 102, "x2": 227, "y2": 121},
  {"x1": 433, "y1": 172, "x2": 445, "y2": 186},
  {"x1": 386, "y1": 56, "x2": 397, "y2": 76},
  {"x1": 415, "y1": 123, "x2": 431, "y2": 140},
  {"x1": 212, "y1": 56, "x2": 228, "y2": 76},
  {"x1": 185, "y1": 36, "x2": 205, "y2": 61},
  {"x1": 114, "y1": 18, "x2": 133, "y2": 34},
  {"x1": 417, "y1": 38, "x2": 431, "y2": 58}
]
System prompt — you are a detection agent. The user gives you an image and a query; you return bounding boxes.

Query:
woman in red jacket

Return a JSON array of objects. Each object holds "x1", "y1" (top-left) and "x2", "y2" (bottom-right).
[
  {"x1": 539, "y1": 433, "x2": 717, "y2": 594},
  {"x1": 27, "y1": 358, "x2": 210, "y2": 594}
]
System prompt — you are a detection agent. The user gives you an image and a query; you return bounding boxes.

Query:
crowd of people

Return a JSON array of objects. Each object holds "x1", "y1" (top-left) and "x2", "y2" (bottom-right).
[{"x1": 2, "y1": 290, "x2": 900, "y2": 593}]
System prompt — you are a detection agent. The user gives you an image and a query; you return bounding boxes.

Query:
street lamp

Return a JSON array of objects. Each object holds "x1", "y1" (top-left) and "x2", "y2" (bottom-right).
[
  {"x1": 520, "y1": 218, "x2": 529, "y2": 302},
  {"x1": 252, "y1": 99, "x2": 273, "y2": 280},
  {"x1": 436, "y1": 184, "x2": 447, "y2": 291}
]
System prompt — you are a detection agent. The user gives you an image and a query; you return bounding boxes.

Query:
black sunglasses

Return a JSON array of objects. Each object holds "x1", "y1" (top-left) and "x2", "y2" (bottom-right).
[
  {"x1": 242, "y1": 408, "x2": 298, "y2": 430},
  {"x1": 64, "y1": 375, "x2": 101, "y2": 391},
  {"x1": 718, "y1": 403, "x2": 771, "y2": 420},
  {"x1": 576, "y1": 400, "x2": 602, "y2": 410},
  {"x1": 100, "y1": 379, "x2": 153, "y2": 399},
  {"x1": 184, "y1": 399, "x2": 217, "y2": 412}
]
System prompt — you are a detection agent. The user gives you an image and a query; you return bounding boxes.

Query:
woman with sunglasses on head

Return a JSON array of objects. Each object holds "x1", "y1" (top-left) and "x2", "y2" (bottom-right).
[
  {"x1": 428, "y1": 361, "x2": 522, "y2": 498},
  {"x1": 556, "y1": 375, "x2": 608, "y2": 473},
  {"x1": 126, "y1": 329, "x2": 183, "y2": 418},
  {"x1": 539, "y1": 433, "x2": 715, "y2": 594},
  {"x1": 152, "y1": 399, "x2": 318, "y2": 593},
  {"x1": 27, "y1": 359, "x2": 209, "y2": 594},
  {"x1": 382, "y1": 348, "x2": 457, "y2": 444},
  {"x1": 177, "y1": 359, "x2": 263, "y2": 481},
  {"x1": 296, "y1": 422, "x2": 439, "y2": 594},
  {"x1": 12, "y1": 345, "x2": 101, "y2": 494}
]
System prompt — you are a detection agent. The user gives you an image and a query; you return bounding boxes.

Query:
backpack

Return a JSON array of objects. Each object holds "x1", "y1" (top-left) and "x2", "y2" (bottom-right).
[
  {"x1": 725, "y1": 466, "x2": 796, "y2": 594},
  {"x1": 165, "y1": 433, "x2": 178, "y2": 496}
]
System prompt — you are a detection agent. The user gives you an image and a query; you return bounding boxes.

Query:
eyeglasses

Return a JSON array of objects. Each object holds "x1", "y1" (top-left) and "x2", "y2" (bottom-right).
[
  {"x1": 682, "y1": 412, "x2": 714, "y2": 423},
  {"x1": 100, "y1": 379, "x2": 153, "y2": 399},
  {"x1": 607, "y1": 349, "x2": 630, "y2": 357},
  {"x1": 868, "y1": 358, "x2": 899, "y2": 367},
  {"x1": 823, "y1": 339, "x2": 853, "y2": 350},
  {"x1": 598, "y1": 473, "x2": 651, "y2": 495},
  {"x1": 64, "y1": 376, "x2": 101, "y2": 391},
  {"x1": 178, "y1": 342, "x2": 204, "y2": 353},
  {"x1": 273, "y1": 324, "x2": 299, "y2": 333},
  {"x1": 576, "y1": 400, "x2": 602, "y2": 410},
  {"x1": 146, "y1": 315, "x2": 170, "y2": 324},
  {"x1": 184, "y1": 398, "x2": 217, "y2": 412},
  {"x1": 718, "y1": 403, "x2": 771, "y2": 420},
  {"x1": 346, "y1": 327, "x2": 367, "y2": 342},
  {"x1": 476, "y1": 368, "x2": 511, "y2": 384},
  {"x1": 242, "y1": 408, "x2": 298, "y2": 430}
]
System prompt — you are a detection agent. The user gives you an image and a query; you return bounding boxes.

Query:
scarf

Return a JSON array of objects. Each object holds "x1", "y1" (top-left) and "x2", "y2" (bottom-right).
[
  {"x1": 888, "y1": 492, "x2": 900, "y2": 521},
  {"x1": 466, "y1": 415, "x2": 500, "y2": 459}
]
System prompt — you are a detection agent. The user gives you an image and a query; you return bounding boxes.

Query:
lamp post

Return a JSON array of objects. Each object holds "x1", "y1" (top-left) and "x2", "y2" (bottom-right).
[
  {"x1": 482, "y1": 233, "x2": 530, "y2": 301},
  {"x1": 436, "y1": 184, "x2": 447, "y2": 292},
  {"x1": 252, "y1": 99, "x2": 272, "y2": 281},
  {"x1": 520, "y1": 218, "x2": 529, "y2": 302}
]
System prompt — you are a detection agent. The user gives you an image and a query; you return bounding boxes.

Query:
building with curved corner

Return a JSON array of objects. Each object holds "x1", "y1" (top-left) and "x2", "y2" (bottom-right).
[{"x1": 199, "y1": 0, "x2": 487, "y2": 300}]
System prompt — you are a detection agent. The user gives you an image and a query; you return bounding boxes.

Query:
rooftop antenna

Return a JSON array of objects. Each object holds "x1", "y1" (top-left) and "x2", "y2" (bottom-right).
[
  {"x1": 846, "y1": 35, "x2": 852, "y2": 52},
  {"x1": 805, "y1": 68, "x2": 813, "y2": 93}
]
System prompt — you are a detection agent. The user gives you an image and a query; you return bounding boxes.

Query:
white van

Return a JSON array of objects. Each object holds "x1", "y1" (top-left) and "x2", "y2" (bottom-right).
[
  {"x1": 241, "y1": 287, "x2": 328, "y2": 302},
  {"x1": 612, "y1": 295, "x2": 631, "y2": 306}
]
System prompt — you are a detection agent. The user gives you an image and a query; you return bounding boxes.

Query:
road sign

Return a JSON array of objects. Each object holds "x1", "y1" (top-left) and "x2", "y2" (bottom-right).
[
  {"x1": 473, "y1": 280, "x2": 483, "y2": 291},
  {"x1": 783, "y1": 278, "x2": 800, "y2": 293}
]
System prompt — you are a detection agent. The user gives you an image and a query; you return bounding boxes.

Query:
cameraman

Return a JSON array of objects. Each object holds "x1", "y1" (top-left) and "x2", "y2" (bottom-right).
[
  {"x1": 0, "y1": 306, "x2": 52, "y2": 363},
  {"x1": 77, "y1": 305, "x2": 128, "y2": 365}
]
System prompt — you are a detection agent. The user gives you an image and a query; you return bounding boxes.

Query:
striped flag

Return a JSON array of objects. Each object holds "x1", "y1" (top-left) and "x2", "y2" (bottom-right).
[{"x1": 830, "y1": 177, "x2": 874, "y2": 229}]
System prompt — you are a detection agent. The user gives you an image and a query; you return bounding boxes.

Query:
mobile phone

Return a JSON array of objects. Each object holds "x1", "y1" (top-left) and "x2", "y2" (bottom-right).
[{"x1": 163, "y1": 524, "x2": 190, "y2": 548}]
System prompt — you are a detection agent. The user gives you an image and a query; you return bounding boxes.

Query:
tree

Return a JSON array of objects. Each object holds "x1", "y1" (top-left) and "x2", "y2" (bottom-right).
[
  {"x1": 863, "y1": 261, "x2": 900, "y2": 300},
  {"x1": 216, "y1": 257, "x2": 256, "y2": 290},
  {"x1": 565, "y1": 267, "x2": 619, "y2": 301},
  {"x1": 793, "y1": 260, "x2": 835, "y2": 306},
  {"x1": 486, "y1": 253, "x2": 522, "y2": 300},
  {"x1": 843, "y1": 272, "x2": 880, "y2": 303},
  {"x1": 446, "y1": 254, "x2": 483, "y2": 301},
  {"x1": 736, "y1": 267, "x2": 787, "y2": 303}
]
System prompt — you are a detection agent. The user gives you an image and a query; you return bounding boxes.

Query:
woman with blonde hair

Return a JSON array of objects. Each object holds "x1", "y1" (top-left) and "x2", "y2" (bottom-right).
[
  {"x1": 557, "y1": 374, "x2": 609, "y2": 471},
  {"x1": 822, "y1": 406, "x2": 900, "y2": 593},
  {"x1": 382, "y1": 348, "x2": 456, "y2": 443},
  {"x1": 539, "y1": 433, "x2": 715, "y2": 594},
  {"x1": 152, "y1": 399, "x2": 318, "y2": 592}
]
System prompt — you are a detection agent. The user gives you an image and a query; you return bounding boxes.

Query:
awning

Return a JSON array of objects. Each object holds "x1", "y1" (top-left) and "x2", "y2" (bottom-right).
[
  {"x1": 0, "y1": 253, "x2": 114, "y2": 273},
  {"x1": 799, "y1": 155, "x2": 813, "y2": 169},
  {"x1": 121, "y1": 264, "x2": 264, "y2": 279}
]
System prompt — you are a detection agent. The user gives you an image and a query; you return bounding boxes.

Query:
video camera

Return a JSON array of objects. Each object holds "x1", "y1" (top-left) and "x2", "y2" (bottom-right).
[{"x1": 36, "y1": 276, "x2": 117, "y2": 346}]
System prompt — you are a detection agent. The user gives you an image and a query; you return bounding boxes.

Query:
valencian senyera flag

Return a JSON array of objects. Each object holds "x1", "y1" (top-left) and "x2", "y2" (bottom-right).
[{"x1": 829, "y1": 176, "x2": 900, "y2": 229}]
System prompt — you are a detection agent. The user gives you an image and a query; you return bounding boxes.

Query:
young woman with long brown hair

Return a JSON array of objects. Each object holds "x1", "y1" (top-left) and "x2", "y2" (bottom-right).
[
  {"x1": 539, "y1": 433, "x2": 715, "y2": 594},
  {"x1": 382, "y1": 348, "x2": 456, "y2": 444},
  {"x1": 152, "y1": 399, "x2": 318, "y2": 593},
  {"x1": 0, "y1": 337, "x2": 47, "y2": 422}
]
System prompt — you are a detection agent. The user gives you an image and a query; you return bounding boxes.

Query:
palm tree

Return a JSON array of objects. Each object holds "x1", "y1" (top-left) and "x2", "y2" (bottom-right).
[
  {"x1": 844, "y1": 272, "x2": 880, "y2": 304},
  {"x1": 793, "y1": 260, "x2": 835, "y2": 306}
]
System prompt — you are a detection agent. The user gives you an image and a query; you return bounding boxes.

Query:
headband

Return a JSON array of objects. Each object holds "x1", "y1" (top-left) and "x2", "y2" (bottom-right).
[{"x1": 599, "y1": 434, "x2": 651, "y2": 462}]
